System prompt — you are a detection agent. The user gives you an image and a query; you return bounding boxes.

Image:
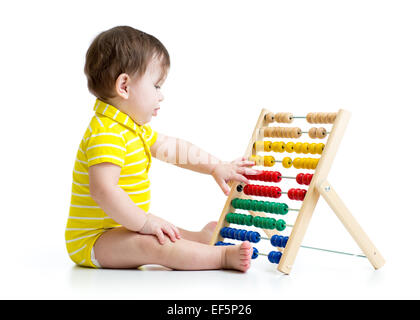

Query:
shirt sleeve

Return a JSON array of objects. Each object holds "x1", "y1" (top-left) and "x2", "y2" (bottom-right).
[
  {"x1": 142, "y1": 124, "x2": 158, "y2": 148},
  {"x1": 85, "y1": 127, "x2": 126, "y2": 168}
]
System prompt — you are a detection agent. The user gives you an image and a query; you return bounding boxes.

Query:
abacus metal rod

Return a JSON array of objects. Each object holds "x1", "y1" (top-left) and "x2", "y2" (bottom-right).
[
  {"x1": 258, "y1": 236, "x2": 366, "y2": 258},
  {"x1": 301, "y1": 131, "x2": 331, "y2": 134}
]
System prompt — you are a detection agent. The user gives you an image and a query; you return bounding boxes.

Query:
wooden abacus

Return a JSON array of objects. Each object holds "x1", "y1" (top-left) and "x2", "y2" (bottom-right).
[{"x1": 209, "y1": 109, "x2": 385, "y2": 274}]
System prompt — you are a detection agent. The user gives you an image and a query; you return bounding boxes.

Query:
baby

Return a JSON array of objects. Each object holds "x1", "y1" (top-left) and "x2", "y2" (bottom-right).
[{"x1": 65, "y1": 26, "x2": 259, "y2": 272}]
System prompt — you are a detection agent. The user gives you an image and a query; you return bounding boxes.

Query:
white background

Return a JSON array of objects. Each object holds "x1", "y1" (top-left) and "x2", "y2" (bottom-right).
[{"x1": 0, "y1": 0, "x2": 419, "y2": 299}]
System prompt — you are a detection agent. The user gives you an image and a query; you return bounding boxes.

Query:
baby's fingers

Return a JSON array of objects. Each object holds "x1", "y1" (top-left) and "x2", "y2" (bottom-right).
[
  {"x1": 237, "y1": 166, "x2": 260, "y2": 176},
  {"x1": 155, "y1": 229, "x2": 166, "y2": 245},
  {"x1": 164, "y1": 224, "x2": 179, "y2": 242}
]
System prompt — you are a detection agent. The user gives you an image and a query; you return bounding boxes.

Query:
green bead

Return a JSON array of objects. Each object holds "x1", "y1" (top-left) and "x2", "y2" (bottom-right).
[
  {"x1": 226, "y1": 213, "x2": 233, "y2": 223},
  {"x1": 231, "y1": 198, "x2": 239, "y2": 208},
  {"x1": 268, "y1": 218, "x2": 276, "y2": 229},
  {"x1": 265, "y1": 217, "x2": 271, "y2": 229},
  {"x1": 238, "y1": 214, "x2": 245, "y2": 225},
  {"x1": 276, "y1": 219, "x2": 286, "y2": 231},
  {"x1": 254, "y1": 216, "x2": 261, "y2": 228},
  {"x1": 245, "y1": 214, "x2": 253, "y2": 226},
  {"x1": 281, "y1": 203, "x2": 289, "y2": 215}
]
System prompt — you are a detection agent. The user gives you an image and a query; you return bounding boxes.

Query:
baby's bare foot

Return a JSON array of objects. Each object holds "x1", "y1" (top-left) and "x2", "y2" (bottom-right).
[{"x1": 222, "y1": 241, "x2": 253, "y2": 272}]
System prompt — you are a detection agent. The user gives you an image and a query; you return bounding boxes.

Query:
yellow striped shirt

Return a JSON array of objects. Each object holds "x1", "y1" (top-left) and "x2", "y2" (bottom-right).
[{"x1": 65, "y1": 99, "x2": 157, "y2": 267}]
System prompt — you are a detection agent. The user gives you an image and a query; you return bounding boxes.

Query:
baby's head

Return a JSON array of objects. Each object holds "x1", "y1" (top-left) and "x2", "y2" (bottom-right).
[{"x1": 84, "y1": 26, "x2": 170, "y2": 125}]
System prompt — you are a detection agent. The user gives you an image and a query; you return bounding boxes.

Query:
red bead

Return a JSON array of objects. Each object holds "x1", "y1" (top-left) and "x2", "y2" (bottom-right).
[
  {"x1": 302, "y1": 174, "x2": 312, "y2": 185},
  {"x1": 288, "y1": 188, "x2": 295, "y2": 200},
  {"x1": 273, "y1": 171, "x2": 282, "y2": 182},
  {"x1": 296, "y1": 173, "x2": 304, "y2": 185},
  {"x1": 273, "y1": 186, "x2": 281, "y2": 198},
  {"x1": 297, "y1": 189, "x2": 306, "y2": 201}
]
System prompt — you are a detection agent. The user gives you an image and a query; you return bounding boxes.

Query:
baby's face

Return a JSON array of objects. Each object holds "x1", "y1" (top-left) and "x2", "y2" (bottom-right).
[{"x1": 126, "y1": 57, "x2": 166, "y2": 125}]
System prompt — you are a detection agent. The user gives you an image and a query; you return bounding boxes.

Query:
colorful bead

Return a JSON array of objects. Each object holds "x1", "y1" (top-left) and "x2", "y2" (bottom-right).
[
  {"x1": 272, "y1": 141, "x2": 285, "y2": 153},
  {"x1": 285, "y1": 142, "x2": 295, "y2": 153},
  {"x1": 252, "y1": 247, "x2": 259, "y2": 259},
  {"x1": 268, "y1": 251, "x2": 282, "y2": 264},
  {"x1": 282, "y1": 157, "x2": 292, "y2": 168},
  {"x1": 264, "y1": 156, "x2": 275, "y2": 167},
  {"x1": 276, "y1": 219, "x2": 286, "y2": 231}
]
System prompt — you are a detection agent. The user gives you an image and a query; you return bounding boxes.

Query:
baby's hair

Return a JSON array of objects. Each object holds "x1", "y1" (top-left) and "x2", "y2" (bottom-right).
[{"x1": 84, "y1": 26, "x2": 170, "y2": 101}]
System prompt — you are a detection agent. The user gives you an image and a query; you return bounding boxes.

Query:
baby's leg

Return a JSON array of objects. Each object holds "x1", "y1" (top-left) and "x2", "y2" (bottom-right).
[
  {"x1": 177, "y1": 221, "x2": 218, "y2": 244},
  {"x1": 93, "y1": 227, "x2": 252, "y2": 272}
]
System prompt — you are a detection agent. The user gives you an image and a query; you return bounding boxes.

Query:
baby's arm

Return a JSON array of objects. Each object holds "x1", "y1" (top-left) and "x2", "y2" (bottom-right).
[
  {"x1": 150, "y1": 133, "x2": 259, "y2": 195},
  {"x1": 89, "y1": 162, "x2": 180, "y2": 243},
  {"x1": 150, "y1": 133, "x2": 221, "y2": 174}
]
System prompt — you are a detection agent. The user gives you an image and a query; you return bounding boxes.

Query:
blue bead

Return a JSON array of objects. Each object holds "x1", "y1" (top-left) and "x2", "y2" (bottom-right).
[
  {"x1": 270, "y1": 235, "x2": 278, "y2": 247},
  {"x1": 228, "y1": 228, "x2": 235, "y2": 239},
  {"x1": 268, "y1": 251, "x2": 282, "y2": 264},
  {"x1": 245, "y1": 231, "x2": 254, "y2": 241},
  {"x1": 281, "y1": 236, "x2": 289, "y2": 248},
  {"x1": 220, "y1": 227, "x2": 228, "y2": 238},
  {"x1": 239, "y1": 230, "x2": 247, "y2": 241},
  {"x1": 252, "y1": 247, "x2": 259, "y2": 259},
  {"x1": 251, "y1": 232, "x2": 261, "y2": 243}
]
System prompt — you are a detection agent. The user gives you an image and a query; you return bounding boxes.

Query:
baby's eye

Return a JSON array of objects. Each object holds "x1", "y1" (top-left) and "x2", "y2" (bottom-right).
[{"x1": 155, "y1": 85, "x2": 161, "y2": 90}]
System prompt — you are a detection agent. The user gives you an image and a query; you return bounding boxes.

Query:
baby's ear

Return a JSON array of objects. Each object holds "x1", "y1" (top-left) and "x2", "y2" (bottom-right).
[{"x1": 115, "y1": 73, "x2": 130, "y2": 99}]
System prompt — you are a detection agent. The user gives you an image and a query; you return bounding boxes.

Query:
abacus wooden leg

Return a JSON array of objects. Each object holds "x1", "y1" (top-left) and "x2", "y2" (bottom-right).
[
  {"x1": 277, "y1": 185, "x2": 320, "y2": 274},
  {"x1": 317, "y1": 180, "x2": 385, "y2": 270}
]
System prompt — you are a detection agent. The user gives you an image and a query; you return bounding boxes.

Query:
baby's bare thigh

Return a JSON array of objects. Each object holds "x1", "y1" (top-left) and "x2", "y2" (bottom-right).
[{"x1": 93, "y1": 227, "x2": 165, "y2": 268}]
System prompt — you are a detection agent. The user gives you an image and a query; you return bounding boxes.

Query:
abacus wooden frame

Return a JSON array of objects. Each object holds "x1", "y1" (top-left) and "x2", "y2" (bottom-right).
[{"x1": 209, "y1": 108, "x2": 385, "y2": 274}]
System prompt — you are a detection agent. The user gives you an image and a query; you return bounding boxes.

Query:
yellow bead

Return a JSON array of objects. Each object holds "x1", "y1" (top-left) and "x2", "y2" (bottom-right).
[
  {"x1": 264, "y1": 156, "x2": 275, "y2": 167},
  {"x1": 301, "y1": 143, "x2": 309, "y2": 154},
  {"x1": 294, "y1": 142, "x2": 303, "y2": 153},
  {"x1": 309, "y1": 143, "x2": 317, "y2": 154},
  {"x1": 315, "y1": 143, "x2": 325, "y2": 154},
  {"x1": 313, "y1": 158, "x2": 319, "y2": 169},
  {"x1": 293, "y1": 157, "x2": 302, "y2": 169},
  {"x1": 285, "y1": 142, "x2": 295, "y2": 153},
  {"x1": 264, "y1": 141, "x2": 272, "y2": 152},
  {"x1": 304, "y1": 158, "x2": 311, "y2": 169},
  {"x1": 282, "y1": 157, "x2": 292, "y2": 168},
  {"x1": 272, "y1": 141, "x2": 285, "y2": 153}
]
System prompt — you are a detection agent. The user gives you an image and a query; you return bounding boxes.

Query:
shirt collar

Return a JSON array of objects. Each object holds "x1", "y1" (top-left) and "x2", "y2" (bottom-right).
[{"x1": 93, "y1": 99, "x2": 145, "y2": 135}]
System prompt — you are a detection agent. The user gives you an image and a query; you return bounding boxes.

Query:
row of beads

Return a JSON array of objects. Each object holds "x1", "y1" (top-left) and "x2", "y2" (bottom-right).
[
  {"x1": 243, "y1": 184, "x2": 282, "y2": 198},
  {"x1": 296, "y1": 173, "x2": 313, "y2": 185},
  {"x1": 220, "y1": 227, "x2": 289, "y2": 248},
  {"x1": 308, "y1": 127, "x2": 327, "y2": 139},
  {"x1": 307, "y1": 112, "x2": 337, "y2": 124},
  {"x1": 292, "y1": 157, "x2": 319, "y2": 170},
  {"x1": 265, "y1": 112, "x2": 294, "y2": 123},
  {"x1": 264, "y1": 112, "x2": 337, "y2": 124},
  {"x1": 262, "y1": 127, "x2": 327, "y2": 139},
  {"x1": 231, "y1": 198, "x2": 289, "y2": 215},
  {"x1": 220, "y1": 227, "x2": 261, "y2": 243},
  {"x1": 244, "y1": 171, "x2": 313, "y2": 186},
  {"x1": 226, "y1": 212, "x2": 287, "y2": 231},
  {"x1": 288, "y1": 188, "x2": 307, "y2": 201},
  {"x1": 250, "y1": 155, "x2": 319, "y2": 169},
  {"x1": 244, "y1": 170, "x2": 282, "y2": 183},
  {"x1": 240, "y1": 184, "x2": 307, "y2": 201},
  {"x1": 262, "y1": 127, "x2": 302, "y2": 138},
  {"x1": 254, "y1": 140, "x2": 325, "y2": 155}
]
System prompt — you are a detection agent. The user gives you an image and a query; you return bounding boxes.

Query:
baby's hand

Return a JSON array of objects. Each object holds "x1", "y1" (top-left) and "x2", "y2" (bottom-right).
[
  {"x1": 139, "y1": 213, "x2": 181, "y2": 244},
  {"x1": 211, "y1": 157, "x2": 260, "y2": 196}
]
